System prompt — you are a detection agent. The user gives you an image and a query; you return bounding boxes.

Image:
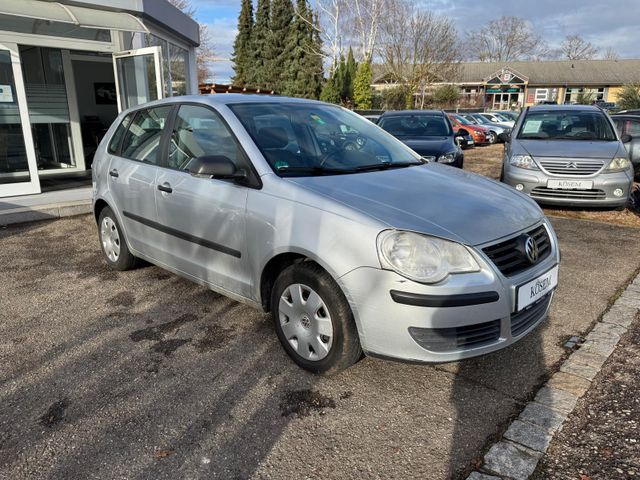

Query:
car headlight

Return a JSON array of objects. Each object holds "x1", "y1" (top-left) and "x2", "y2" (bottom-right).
[
  {"x1": 377, "y1": 230, "x2": 480, "y2": 284},
  {"x1": 510, "y1": 154, "x2": 539, "y2": 170},
  {"x1": 438, "y1": 152, "x2": 457, "y2": 164},
  {"x1": 606, "y1": 157, "x2": 631, "y2": 172}
]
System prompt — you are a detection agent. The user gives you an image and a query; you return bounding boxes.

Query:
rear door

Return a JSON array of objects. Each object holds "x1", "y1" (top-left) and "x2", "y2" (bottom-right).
[
  {"x1": 108, "y1": 104, "x2": 173, "y2": 257},
  {"x1": 613, "y1": 117, "x2": 640, "y2": 172},
  {"x1": 153, "y1": 103, "x2": 253, "y2": 297}
]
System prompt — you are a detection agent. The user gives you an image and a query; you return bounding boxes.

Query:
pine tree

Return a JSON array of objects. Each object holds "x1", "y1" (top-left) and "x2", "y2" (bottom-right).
[
  {"x1": 267, "y1": 0, "x2": 294, "y2": 91},
  {"x1": 249, "y1": 0, "x2": 271, "y2": 89},
  {"x1": 231, "y1": 0, "x2": 253, "y2": 86},
  {"x1": 343, "y1": 47, "x2": 357, "y2": 103},
  {"x1": 320, "y1": 74, "x2": 341, "y2": 104},
  {"x1": 280, "y1": 0, "x2": 323, "y2": 98},
  {"x1": 353, "y1": 61, "x2": 373, "y2": 109}
]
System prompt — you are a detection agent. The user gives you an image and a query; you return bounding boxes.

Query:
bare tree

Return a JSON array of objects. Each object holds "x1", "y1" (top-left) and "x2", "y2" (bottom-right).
[
  {"x1": 167, "y1": 0, "x2": 216, "y2": 83},
  {"x1": 466, "y1": 16, "x2": 548, "y2": 62},
  {"x1": 343, "y1": 0, "x2": 386, "y2": 61},
  {"x1": 602, "y1": 47, "x2": 620, "y2": 60},
  {"x1": 560, "y1": 34, "x2": 599, "y2": 60},
  {"x1": 380, "y1": 1, "x2": 461, "y2": 108},
  {"x1": 305, "y1": 0, "x2": 346, "y2": 74}
]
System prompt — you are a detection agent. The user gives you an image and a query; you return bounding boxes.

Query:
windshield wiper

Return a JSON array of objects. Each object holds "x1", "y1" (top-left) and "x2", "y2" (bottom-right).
[
  {"x1": 276, "y1": 166, "x2": 357, "y2": 176},
  {"x1": 354, "y1": 161, "x2": 422, "y2": 172}
]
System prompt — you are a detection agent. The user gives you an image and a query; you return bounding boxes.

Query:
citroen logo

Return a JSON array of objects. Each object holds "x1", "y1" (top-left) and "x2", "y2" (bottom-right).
[
  {"x1": 524, "y1": 236, "x2": 539, "y2": 264},
  {"x1": 566, "y1": 161, "x2": 578, "y2": 169}
]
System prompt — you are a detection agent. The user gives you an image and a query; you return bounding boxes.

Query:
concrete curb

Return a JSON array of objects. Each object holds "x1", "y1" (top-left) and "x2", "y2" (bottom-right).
[
  {"x1": 0, "y1": 200, "x2": 92, "y2": 226},
  {"x1": 466, "y1": 273, "x2": 640, "y2": 480}
]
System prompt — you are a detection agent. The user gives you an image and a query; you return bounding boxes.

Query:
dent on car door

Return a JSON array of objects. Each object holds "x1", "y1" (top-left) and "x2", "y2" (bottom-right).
[
  {"x1": 108, "y1": 105, "x2": 173, "y2": 256},
  {"x1": 154, "y1": 103, "x2": 252, "y2": 298}
]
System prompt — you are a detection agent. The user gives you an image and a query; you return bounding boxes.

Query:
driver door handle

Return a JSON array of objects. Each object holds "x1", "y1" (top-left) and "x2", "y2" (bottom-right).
[
  {"x1": 109, "y1": 169, "x2": 119, "y2": 178},
  {"x1": 157, "y1": 183, "x2": 173, "y2": 194}
]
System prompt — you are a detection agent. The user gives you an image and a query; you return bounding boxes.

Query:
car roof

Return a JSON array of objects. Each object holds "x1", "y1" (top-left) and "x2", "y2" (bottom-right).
[
  {"x1": 527, "y1": 104, "x2": 602, "y2": 112},
  {"x1": 380, "y1": 110, "x2": 444, "y2": 117}
]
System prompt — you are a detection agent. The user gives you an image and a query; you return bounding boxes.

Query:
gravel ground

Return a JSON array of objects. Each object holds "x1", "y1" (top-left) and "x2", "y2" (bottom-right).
[
  {"x1": 534, "y1": 313, "x2": 640, "y2": 480},
  {"x1": 0, "y1": 212, "x2": 639, "y2": 479},
  {"x1": 463, "y1": 144, "x2": 640, "y2": 228}
]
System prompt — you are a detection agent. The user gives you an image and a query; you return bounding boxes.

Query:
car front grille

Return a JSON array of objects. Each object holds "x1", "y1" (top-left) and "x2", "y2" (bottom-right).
[
  {"x1": 511, "y1": 292, "x2": 553, "y2": 337},
  {"x1": 408, "y1": 319, "x2": 501, "y2": 353},
  {"x1": 531, "y1": 187, "x2": 607, "y2": 200},
  {"x1": 537, "y1": 158, "x2": 604, "y2": 176},
  {"x1": 482, "y1": 225, "x2": 551, "y2": 277}
]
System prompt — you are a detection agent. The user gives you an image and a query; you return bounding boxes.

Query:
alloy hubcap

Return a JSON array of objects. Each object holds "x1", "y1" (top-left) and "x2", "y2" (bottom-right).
[
  {"x1": 279, "y1": 283, "x2": 333, "y2": 361},
  {"x1": 100, "y1": 216, "x2": 121, "y2": 262}
]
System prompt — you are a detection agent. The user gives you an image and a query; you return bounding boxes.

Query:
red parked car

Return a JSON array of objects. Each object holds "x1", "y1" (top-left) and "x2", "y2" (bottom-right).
[{"x1": 447, "y1": 113, "x2": 490, "y2": 146}]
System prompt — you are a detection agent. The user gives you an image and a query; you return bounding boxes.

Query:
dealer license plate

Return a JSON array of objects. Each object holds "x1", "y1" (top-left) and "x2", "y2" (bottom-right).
[
  {"x1": 517, "y1": 265, "x2": 559, "y2": 311},
  {"x1": 546, "y1": 179, "x2": 593, "y2": 190}
]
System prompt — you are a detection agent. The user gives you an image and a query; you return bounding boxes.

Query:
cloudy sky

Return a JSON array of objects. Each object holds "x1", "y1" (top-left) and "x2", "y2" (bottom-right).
[{"x1": 191, "y1": 0, "x2": 640, "y2": 83}]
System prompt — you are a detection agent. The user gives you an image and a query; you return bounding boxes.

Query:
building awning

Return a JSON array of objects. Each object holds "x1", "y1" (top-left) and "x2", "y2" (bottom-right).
[{"x1": 0, "y1": 0, "x2": 148, "y2": 33}]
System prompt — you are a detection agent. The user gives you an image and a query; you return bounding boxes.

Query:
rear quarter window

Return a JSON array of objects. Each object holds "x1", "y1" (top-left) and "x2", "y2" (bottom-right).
[{"x1": 107, "y1": 113, "x2": 134, "y2": 155}]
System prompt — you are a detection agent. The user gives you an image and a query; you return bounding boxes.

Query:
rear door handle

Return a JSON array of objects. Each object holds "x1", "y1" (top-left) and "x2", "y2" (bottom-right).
[
  {"x1": 109, "y1": 169, "x2": 119, "y2": 178},
  {"x1": 157, "y1": 183, "x2": 173, "y2": 194}
]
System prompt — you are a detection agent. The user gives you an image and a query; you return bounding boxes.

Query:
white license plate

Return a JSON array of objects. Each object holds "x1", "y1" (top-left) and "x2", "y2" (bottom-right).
[
  {"x1": 517, "y1": 265, "x2": 559, "y2": 311},
  {"x1": 546, "y1": 179, "x2": 593, "y2": 190}
]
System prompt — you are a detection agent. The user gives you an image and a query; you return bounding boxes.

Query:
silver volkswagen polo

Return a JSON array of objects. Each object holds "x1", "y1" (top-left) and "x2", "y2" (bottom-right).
[{"x1": 93, "y1": 95, "x2": 560, "y2": 374}]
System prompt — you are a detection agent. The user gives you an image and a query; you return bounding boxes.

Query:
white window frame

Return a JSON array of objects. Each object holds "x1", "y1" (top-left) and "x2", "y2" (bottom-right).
[{"x1": 535, "y1": 88, "x2": 549, "y2": 102}]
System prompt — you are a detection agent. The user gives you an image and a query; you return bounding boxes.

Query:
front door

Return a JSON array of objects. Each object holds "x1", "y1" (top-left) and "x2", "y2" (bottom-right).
[
  {"x1": 108, "y1": 104, "x2": 173, "y2": 257},
  {"x1": 112, "y1": 47, "x2": 164, "y2": 112},
  {"x1": 0, "y1": 42, "x2": 40, "y2": 198},
  {"x1": 154, "y1": 104, "x2": 251, "y2": 297}
]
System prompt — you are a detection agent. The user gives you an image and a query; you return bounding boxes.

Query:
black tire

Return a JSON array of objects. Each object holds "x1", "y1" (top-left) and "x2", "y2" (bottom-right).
[
  {"x1": 98, "y1": 206, "x2": 139, "y2": 271},
  {"x1": 271, "y1": 262, "x2": 362, "y2": 374},
  {"x1": 488, "y1": 131, "x2": 497, "y2": 144}
]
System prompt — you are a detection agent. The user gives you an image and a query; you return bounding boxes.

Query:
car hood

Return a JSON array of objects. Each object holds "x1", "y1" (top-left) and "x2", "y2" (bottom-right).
[
  {"x1": 518, "y1": 139, "x2": 619, "y2": 159},
  {"x1": 288, "y1": 164, "x2": 543, "y2": 246},
  {"x1": 396, "y1": 137, "x2": 453, "y2": 156}
]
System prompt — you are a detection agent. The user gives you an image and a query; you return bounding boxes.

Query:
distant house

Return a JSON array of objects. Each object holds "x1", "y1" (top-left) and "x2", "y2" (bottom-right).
[{"x1": 372, "y1": 59, "x2": 640, "y2": 110}]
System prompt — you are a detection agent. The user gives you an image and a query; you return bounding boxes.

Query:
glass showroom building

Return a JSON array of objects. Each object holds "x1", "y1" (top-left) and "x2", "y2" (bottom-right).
[{"x1": 0, "y1": 0, "x2": 199, "y2": 198}]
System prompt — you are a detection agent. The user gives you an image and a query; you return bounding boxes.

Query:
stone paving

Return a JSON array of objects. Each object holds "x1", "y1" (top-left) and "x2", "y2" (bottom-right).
[{"x1": 466, "y1": 273, "x2": 640, "y2": 480}]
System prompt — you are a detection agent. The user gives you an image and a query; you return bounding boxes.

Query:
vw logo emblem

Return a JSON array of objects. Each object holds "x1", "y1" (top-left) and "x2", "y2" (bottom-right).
[{"x1": 524, "y1": 236, "x2": 538, "y2": 264}]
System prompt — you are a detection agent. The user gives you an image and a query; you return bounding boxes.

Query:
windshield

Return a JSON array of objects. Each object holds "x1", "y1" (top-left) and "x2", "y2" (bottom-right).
[
  {"x1": 229, "y1": 103, "x2": 422, "y2": 177},
  {"x1": 378, "y1": 114, "x2": 452, "y2": 137},
  {"x1": 454, "y1": 114, "x2": 473, "y2": 125},
  {"x1": 492, "y1": 113, "x2": 511, "y2": 122},
  {"x1": 517, "y1": 110, "x2": 617, "y2": 141},
  {"x1": 471, "y1": 115, "x2": 490, "y2": 125}
]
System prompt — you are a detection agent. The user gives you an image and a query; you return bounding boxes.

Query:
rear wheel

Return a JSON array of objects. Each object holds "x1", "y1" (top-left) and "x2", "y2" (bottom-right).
[
  {"x1": 98, "y1": 206, "x2": 138, "y2": 271},
  {"x1": 271, "y1": 262, "x2": 362, "y2": 374}
]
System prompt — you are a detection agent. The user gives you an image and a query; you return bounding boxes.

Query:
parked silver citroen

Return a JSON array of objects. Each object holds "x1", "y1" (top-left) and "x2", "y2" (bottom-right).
[
  {"x1": 502, "y1": 105, "x2": 633, "y2": 208},
  {"x1": 93, "y1": 95, "x2": 560, "y2": 374}
]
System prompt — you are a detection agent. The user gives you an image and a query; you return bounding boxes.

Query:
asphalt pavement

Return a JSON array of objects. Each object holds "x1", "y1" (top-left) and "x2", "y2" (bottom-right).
[{"x1": 1, "y1": 214, "x2": 639, "y2": 479}]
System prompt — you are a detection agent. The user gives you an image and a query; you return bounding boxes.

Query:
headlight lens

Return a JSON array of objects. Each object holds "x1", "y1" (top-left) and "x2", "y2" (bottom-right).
[
  {"x1": 377, "y1": 230, "x2": 480, "y2": 284},
  {"x1": 510, "y1": 154, "x2": 539, "y2": 170},
  {"x1": 438, "y1": 152, "x2": 456, "y2": 164},
  {"x1": 422, "y1": 155, "x2": 436, "y2": 162},
  {"x1": 606, "y1": 157, "x2": 631, "y2": 172}
]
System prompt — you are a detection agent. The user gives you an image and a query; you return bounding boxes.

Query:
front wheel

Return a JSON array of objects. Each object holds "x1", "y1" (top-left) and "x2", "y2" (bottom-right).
[
  {"x1": 487, "y1": 131, "x2": 497, "y2": 144},
  {"x1": 271, "y1": 262, "x2": 362, "y2": 374}
]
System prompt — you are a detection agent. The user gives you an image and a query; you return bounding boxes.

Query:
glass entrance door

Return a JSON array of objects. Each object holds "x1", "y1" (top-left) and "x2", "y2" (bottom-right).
[
  {"x1": 0, "y1": 42, "x2": 40, "y2": 197},
  {"x1": 113, "y1": 47, "x2": 164, "y2": 112}
]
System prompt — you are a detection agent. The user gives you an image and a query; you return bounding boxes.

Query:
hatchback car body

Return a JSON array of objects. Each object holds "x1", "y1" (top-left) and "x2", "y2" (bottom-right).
[
  {"x1": 448, "y1": 113, "x2": 489, "y2": 146},
  {"x1": 93, "y1": 95, "x2": 560, "y2": 373},
  {"x1": 610, "y1": 114, "x2": 640, "y2": 177},
  {"x1": 377, "y1": 110, "x2": 464, "y2": 167},
  {"x1": 502, "y1": 105, "x2": 633, "y2": 208}
]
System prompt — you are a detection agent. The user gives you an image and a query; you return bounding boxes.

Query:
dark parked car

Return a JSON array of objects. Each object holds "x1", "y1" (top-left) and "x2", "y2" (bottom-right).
[
  {"x1": 377, "y1": 110, "x2": 464, "y2": 168},
  {"x1": 611, "y1": 114, "x2": 640, "y2": 177}
]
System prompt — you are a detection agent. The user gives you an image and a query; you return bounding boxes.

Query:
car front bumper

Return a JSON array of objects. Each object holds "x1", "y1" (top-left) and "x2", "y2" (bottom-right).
[
  {"x1": 503, "y1": 168, "x2": 633, "y2": 207},
  {"x1": 338, "y1": 222, "x2": 560, "y2": 363}
]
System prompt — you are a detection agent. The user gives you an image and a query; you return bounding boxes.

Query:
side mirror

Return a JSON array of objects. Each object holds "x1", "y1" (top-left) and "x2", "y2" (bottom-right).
[
  {"x1": 621, "y1": 133, "x2": 633, "y2": 143},
  {"x1": 498, "y1": 132, "x2": 511, "y2": 143},
  {"x1": 188, "y1": 155, "x2": 246, "y2": 180}
]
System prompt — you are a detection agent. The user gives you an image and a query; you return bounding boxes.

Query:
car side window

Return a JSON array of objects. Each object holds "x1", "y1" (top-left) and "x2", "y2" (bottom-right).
[
  {"x1": 168, "y1": 104, "x2": 243, "y2": 172},
  {"x1": 625, "y1": 119, "x2": 640, "y2": 137},
  {"x1": 612, "y1": 118, "x2": 623, "y2": 136},
  {"x1": 120, "y1": 106, "x2": 172, "y2": 164},
  {"x1": 108, "y1": 113, "x2": 134, "y2": 154}
]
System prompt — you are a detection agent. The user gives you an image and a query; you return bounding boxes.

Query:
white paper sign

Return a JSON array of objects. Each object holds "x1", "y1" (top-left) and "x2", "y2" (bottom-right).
[
  {"x1": 522, "y1": 120, "x2": 541, "y2": 134},
  {"x1": 0, "y1": 85, "x2": 13, "y2": 103}
]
